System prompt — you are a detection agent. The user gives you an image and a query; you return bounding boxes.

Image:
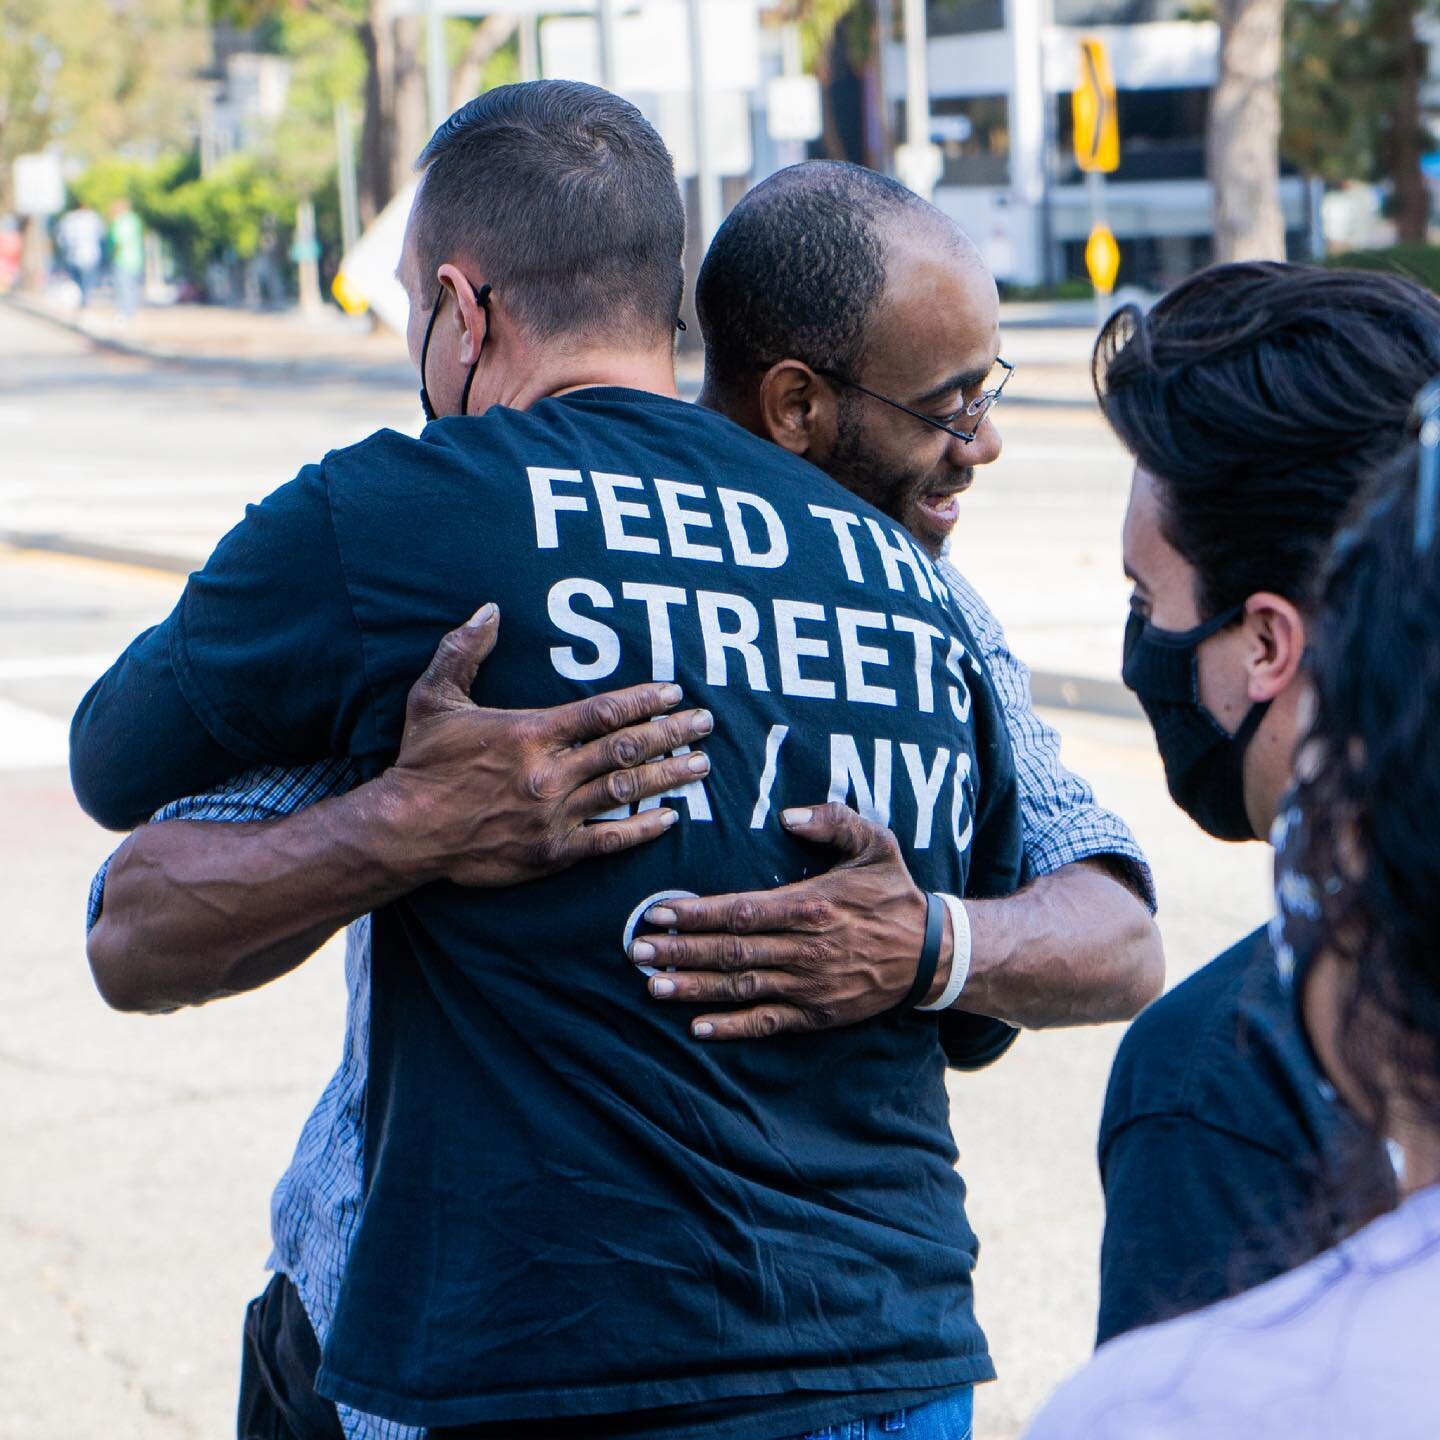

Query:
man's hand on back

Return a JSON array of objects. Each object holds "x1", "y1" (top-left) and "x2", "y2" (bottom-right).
[
  {"x1": 629, "y1": 803, "x2": 934, "y2": 1039},
  {"x1": 87, "y1": 603, "x2": 714, "y2": 1012},
  {"x1": 632, "y1": 803, "x2": 1163, "y2": 1039},
  {"x1": 375, "y1": 603, "x2": 714, "y2": 888}
]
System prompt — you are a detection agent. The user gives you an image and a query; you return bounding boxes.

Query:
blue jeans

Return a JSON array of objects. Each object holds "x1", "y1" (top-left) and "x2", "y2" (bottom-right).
[{"x1": 785, "y1": 1388, "x2": 974, "y2": 1440}]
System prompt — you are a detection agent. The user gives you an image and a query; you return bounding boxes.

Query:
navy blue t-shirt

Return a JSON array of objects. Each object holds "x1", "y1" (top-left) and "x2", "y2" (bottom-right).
[
  {"x1": 80, "y1": 391, "x2": 1022, "y2": 1429},
  {"x1": 1096, "y1": 925, "x2": 1394, "y2": 1346}
]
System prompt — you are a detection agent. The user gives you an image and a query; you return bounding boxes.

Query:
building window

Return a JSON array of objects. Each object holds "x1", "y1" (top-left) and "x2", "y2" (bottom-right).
[
  {"x1": 927, "y1": 0, "x2": 1006, "y2": 37},
  {"x1": 898, "y1": 95, "x2": 1011, "y2": 186},
  {"x1": 1052, "y1": 0, "x2": 1202, "y2": 22},
  {"x1": 1055, "y1": 85, "x2": 1207, "y2": 183}
]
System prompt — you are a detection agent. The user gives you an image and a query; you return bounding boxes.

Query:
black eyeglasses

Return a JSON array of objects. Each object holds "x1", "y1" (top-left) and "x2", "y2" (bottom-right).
[{"x1": 814, "y1": 357, "x2": 1015, "y2": 444}]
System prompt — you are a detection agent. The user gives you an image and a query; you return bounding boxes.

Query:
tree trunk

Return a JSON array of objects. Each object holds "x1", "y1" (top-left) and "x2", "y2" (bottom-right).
[
  {"x1": 391, "y1": 14, "x2": 429, "y2": 195},
  {"x1": 1209, "y1": 0, "x2": 1286, "y2": 262},
  {"x1": 450, "y1": 15, "x2": 518, "y2": 110},
  {"x1": 356, "y1": 1, "x2": 431, "y2": 225},
  {"x1": 1389, "y1": 0, "x2": 1428, "y2": 244},
  {"x1": 358, "y1": 0, "x2": 396, "y2": 225}
]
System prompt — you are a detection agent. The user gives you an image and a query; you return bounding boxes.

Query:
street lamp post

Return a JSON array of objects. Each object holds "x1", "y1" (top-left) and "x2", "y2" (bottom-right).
[{"x1": 686, "y1": 0, "x2": 722, "y2": 250}]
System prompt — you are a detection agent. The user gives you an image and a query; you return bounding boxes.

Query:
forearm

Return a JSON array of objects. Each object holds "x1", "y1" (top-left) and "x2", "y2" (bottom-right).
[
  {"x1": 87, "y1": 776, "x2": 438, "y2": 1013},
  {"x1": 953, "y1": 859, "x2": 1164, "y2": 1029}
]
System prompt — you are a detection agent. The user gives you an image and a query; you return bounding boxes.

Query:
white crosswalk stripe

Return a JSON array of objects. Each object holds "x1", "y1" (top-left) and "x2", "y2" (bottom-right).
[{"x1": 0, "y1": 697, "x2": 70, "y2": 771}]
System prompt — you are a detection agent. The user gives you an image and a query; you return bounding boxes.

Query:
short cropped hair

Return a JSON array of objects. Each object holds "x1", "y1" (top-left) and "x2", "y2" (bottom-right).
[
  {"x1": 415, "y1": 81, "x2": 684, "y2": 346},
  {"x1": 696, "y1": 160, "x2": 924, "y2": 396},
  {"x1": 1094, "y1": 262, "x2": 1440, "y2": 618}
]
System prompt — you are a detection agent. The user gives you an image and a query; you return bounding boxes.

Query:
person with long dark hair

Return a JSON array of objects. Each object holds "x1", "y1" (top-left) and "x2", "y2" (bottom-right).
[
  {"x1": 1087, "y1": 263, "x2": 1440, "y2": 1343},
  {"x1": 1027, "y1": 401, "x2": 1440, "y2": 1436}
]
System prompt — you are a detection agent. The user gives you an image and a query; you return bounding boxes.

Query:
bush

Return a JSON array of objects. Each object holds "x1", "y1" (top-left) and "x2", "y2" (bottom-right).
[
  {"x1": 69, "y1": 151, "x2": 298, "y2": 294},
  {"x1": 1323, "y1": 244, "x2": 1440, "y2": 294},
  {"x1": 998, "y1": 278, "x2": 1097, "y2": 302}
]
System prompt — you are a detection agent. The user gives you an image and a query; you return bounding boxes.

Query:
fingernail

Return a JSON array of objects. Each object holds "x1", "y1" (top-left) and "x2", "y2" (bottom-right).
[
  {"x1": 466, "y1": 602, "x2": 497, "y2": 628},
  {"x1": 692, "y1": 1021, "x2": 714, "y2": 1039},
  {"x1": 650, "y1": 976, "x2": 675, "y2": 997},
  {"x1": 692, "y1": 709, "x2": 714, "y2": 735},
  {"x1": 659, "y1": 684, "x2": 683, "y2": 705},
  {"x1": 686, "y1": 753, "x2": 710, "y2": 774},
  {"x1": 782, "y1": 807, "x2": 813, "y2": 826},
  {"x1": 659, "y1": 808, "x2": 679, "y2": 828},
  {"x1": 631, "y1": 941, "x2": 656, "y2": 963},
  {"x1": 647, "y1": 906, "x2": 677, "y2": 925}
]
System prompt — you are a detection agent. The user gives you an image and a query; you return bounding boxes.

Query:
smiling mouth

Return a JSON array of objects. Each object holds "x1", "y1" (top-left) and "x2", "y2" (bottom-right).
[{"x1": 914, "y1": 473, "x2": 974, "y2": 531}]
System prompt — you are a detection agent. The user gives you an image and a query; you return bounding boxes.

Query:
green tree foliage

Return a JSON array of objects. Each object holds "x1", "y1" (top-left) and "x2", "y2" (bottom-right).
[
  {"x1": 0, "y1": 0, "x2": 205, "y2": 208},
  {"x1": 1283, "y1": 0, "x2": 1433, "y2": 239},
  {"x1": 71, "y1": 150, "x2": 291, "y2": 275}
]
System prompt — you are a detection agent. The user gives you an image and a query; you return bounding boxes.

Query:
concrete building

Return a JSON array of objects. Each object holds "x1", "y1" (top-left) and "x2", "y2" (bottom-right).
[{"x1": 884, "y1": 0, "x2": 1317, "y2": 289}]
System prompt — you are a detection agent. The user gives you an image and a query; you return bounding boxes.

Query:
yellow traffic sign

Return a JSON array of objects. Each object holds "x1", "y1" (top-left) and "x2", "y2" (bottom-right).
[
  {"x1": 1073, "y1": 36, "x2": 1120, "y2": 174},
  {"x1": 1086, "y1": 223, "x2": 1121, "y2": 295}
]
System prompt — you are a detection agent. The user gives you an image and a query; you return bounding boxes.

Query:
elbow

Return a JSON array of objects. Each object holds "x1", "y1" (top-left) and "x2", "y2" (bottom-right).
[
  {"x1": 86, "y1": 917, "x2": 145, "y2": 1011},
  {"x1": 86, "y1": 914, "x2": 182, "y2": 1014},
  {"x1": 70, "y1": 701, "x2": 145, "y2": 832},
  {"x1": 1113, "y1": 911, "x2": 1166, "y2": 1021}
]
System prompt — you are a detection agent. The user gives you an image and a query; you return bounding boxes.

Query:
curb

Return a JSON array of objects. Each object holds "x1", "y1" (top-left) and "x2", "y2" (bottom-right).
[
  {"x1": 2, "y1": 530, "x2": 198, "y2": 576},
  {"x1": 4, "y1": 530, "x2": 1141, "y2": 721},
  {"x1": 4, "y1": 295, "x2": 1100, "y2": 410},
  {"x1": 1, "y1": 295, "x2": 413, "y2": 386}
]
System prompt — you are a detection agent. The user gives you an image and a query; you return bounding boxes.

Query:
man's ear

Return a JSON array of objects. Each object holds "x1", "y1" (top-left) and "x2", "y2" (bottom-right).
[
  {"x1": 1244, "y1": 592, "x2": 1308, "y2": 704},
  {"x1": 757, "y1": 360, "x2": 835, "y2": 458},
  {"x1": 436, "y1": 262, "x2": 490, "y2": 365}
]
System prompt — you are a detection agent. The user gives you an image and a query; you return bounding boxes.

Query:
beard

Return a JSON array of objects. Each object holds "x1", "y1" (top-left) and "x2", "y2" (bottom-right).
[{"x1": 826, "y1": 391, "x2": 973, "y2": 558}]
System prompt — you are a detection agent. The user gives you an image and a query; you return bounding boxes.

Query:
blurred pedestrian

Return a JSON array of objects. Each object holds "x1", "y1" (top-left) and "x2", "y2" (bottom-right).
[
  {"x1": 0, "y1": 218, "x2": 20, "y2": 293},
  {"x1": 107, "y1": 198, "x2": 144, "y2": 319},
  {"x1": 1027, "y1": 401, "x2": 1440, "y2": 1440},
  {"x1": 57, "y1": 204, "x2": 104, "y2": 308},
  {"x1": 1087, "y1": 263, "x2": 1440, "y2": 1345}
]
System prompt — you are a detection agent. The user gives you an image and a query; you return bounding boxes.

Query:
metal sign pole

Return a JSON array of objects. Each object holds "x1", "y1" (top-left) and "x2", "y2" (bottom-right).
[
  {"x1": 596, "y1": 0, "x2": 618, "y2": 88},
  {"x1": 425, "y1": 0, "x2": 449, "y2": 127},
  {"x1": 1088, "y1": 169, "x2": 1106, "y2": 326}
]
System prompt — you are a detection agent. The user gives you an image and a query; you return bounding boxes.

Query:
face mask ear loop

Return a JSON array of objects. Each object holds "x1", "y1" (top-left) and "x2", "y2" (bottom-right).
[
  {"x1": 458, "y1": 283, "x2": 493, "y2": 418},
  {"x1": 419, "y1": 287, "x2": 444, "y2": 422}
]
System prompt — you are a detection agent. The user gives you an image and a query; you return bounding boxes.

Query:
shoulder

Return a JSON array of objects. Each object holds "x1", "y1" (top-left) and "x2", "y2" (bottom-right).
[{"x1": 1101, "y1": 927, "x2": 1284, "y2": 1141}]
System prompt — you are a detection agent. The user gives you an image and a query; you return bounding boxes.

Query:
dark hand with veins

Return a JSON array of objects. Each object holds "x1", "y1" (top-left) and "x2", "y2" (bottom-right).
[{"x1": 631, "y1": 803, "x2": 1163, "y2": 1038}]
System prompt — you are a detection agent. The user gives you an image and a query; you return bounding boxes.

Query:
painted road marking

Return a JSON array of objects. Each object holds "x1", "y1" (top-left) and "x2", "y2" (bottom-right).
[
  {"x1": 0, "y1": 654, "x2": 115, "y2": 681},
  {"x1": 0, "y1": 697, "x2": 70, "y2": 771}
]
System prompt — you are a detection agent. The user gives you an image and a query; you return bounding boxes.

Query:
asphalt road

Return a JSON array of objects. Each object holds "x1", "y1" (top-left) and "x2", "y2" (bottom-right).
[{"x1": 0, "y1": 303, "x2": 1274, "y2": 1438}]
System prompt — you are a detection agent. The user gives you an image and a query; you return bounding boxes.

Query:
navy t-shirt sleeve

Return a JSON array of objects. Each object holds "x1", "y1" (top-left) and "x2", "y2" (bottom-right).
[
  {"x1": 169, "y1": 462, "x2": 374, "y2": 767},
  {"x1": 70, "y1": 463, "x2": 372, "y2": 829},
  {"x1": 69, "y1": 621, "x2": 250, "y2": 830},
  {"x1": 1096, "y1": 1112, "x2": 1316, "y2": 1346}
]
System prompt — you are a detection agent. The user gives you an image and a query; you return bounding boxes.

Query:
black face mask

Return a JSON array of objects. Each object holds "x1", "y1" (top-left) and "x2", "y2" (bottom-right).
[
  {"x1": 1122, "y1": 603, "x2": 1272, "y2": 841},
  {"x1": 419, "y1": 283, "x2": 491, "y2": 424}
]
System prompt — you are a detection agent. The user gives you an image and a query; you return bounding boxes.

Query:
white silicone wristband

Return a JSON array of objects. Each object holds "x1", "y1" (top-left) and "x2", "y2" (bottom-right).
[{"x1": 913, "y1": 893, "x2": 971, "y2": 1012}]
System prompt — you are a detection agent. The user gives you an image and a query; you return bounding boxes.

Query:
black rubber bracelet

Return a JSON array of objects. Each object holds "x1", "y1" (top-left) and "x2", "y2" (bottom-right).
[{"x1": 904, "y1": 892, "x2": 946, "y2": 1011}]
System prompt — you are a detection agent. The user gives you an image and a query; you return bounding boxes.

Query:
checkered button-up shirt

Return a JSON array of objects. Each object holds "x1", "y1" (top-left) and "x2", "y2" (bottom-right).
[{"x1": 86, "y1": 567, "x2": 1152, "y2": 1440}]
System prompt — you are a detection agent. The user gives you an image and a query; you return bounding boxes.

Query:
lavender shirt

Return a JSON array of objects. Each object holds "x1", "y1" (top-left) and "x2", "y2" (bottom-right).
[{"x1": 1027, "y1": 1182, "x2": 1440, "y2": 1439}]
